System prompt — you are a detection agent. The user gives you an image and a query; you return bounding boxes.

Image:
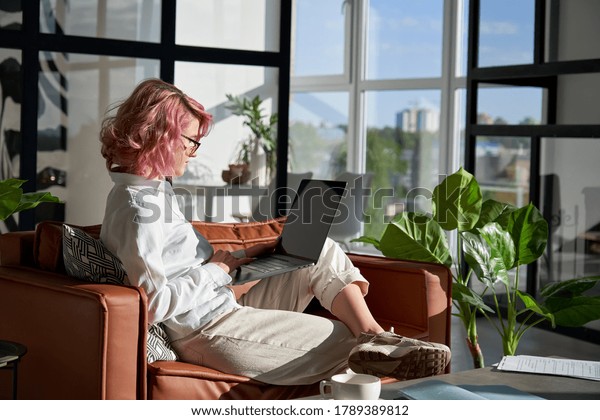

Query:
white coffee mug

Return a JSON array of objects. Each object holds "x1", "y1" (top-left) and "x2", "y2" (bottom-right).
[{"x1": 320, "y1": 373, "x2": 381, "y2": 400}]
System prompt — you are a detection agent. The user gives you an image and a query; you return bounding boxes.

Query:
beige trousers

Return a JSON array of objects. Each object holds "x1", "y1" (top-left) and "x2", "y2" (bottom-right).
[{"x1": 171, "y1": 238, "x2": 369, "y2": 385}]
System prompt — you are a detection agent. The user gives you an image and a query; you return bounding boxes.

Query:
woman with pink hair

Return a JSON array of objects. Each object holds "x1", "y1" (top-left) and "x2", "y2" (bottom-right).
[{"x1": 99, "y1": 78, "x2": 450, "y2": 386}]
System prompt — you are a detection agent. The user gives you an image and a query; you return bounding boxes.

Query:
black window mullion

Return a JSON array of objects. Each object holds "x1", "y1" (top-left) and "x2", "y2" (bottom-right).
[
  {"x1": 275, "y1": 0, "x2": 292, "y2": 204},
  {"x1": 464, "y1": 0, "x2": 480, "y2": 175},
  {"x1": 18, "y1": 0, "x2": 41, "y2": 230},
  {"x1": 533, "y1": 0, "x2": 546, "y2": 64},
  {"x1": 160, "y1": 0, "x2": 176, "y2": 83}
]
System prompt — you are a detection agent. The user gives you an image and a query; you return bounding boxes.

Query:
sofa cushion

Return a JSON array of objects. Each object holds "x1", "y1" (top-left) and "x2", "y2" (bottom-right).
[
  {"x1": 191, "y1": 218, "x2": 285, "y2": 251},
  {"x1": 61, "y1": 224, "x2": 178, "y2": 363}
]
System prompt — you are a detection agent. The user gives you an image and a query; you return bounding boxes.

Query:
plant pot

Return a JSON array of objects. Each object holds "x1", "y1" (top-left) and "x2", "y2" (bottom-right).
[
  {"x1": 249, "y1": 144, "x2": 268, "y2": 185},
  {"x1": 222, "y1": 164, "x2": 250, "y2": 184}
]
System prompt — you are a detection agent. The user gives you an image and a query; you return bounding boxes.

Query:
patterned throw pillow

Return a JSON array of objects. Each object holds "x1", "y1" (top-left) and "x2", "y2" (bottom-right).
[
  {"x1": 62, "y1": 224, "x2": 178, "y2": 363},
  {"x1": 62, "y1": 224, "x2": 128, "y2": 284},
  {"x1": 147, "y1": 323, "x2": 178, "y2": 363}
]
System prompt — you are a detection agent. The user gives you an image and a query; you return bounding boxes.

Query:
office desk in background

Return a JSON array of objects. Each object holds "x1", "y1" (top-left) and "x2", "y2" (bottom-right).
[{"x1": 173, "y1": 182, "x2": 268, "y2": 222}]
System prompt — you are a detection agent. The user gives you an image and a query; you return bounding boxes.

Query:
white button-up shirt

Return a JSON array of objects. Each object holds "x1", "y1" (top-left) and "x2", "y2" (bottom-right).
[{"x1": 100, "y1": 172, "x2": 239, "y2": 340}]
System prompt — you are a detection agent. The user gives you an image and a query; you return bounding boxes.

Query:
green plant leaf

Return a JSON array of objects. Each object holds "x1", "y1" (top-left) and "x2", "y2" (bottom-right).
[
  {"x1": 452, "y1": 282, "x2": 494, "y2": 313},
  {"x1": 506, "y1": 203, "x2": 548, "y2": 267},
  {"x1": 516, "y1": 290, "x2": 555, "y2": 327},
  {"x1": 461, "y1": 229, "x2": 510, "y2": 288},
  {"x1": 14, "y1": 191, "x2": 60, "y2": 213},
  {"x1": 544, "y1": 296, "x2": 600, "y2": 327},
  {"x1": 377, "y1": 212, "x2": 452, "y2": 266},
  {"x1": 0, "y1": 184, "x2": 22, "y2": 220},
  {"x1": 461, "y1": 231, "x2": 493, "y2": 285},
  {"x1": 0, "y1": 178, "x2": 61, "y2": 221},
  {"x1": 351, "y1": 235, "x2": 381, "y2": 250},
  {"x1": 540, "y1": 275, "x2": 600, "y2": 298},
  {"x1": 474, "y1": 199, "x2": 516, "y2": 230},
  {"x1": 432, "y1": 167, "x2": 482, "y2": 232},
  {"x1": 1, "y1": 178, "x2": 26, "y2": 188},
  {"x1": 479, "y1": 222, "x2": 516, "y2": 270}
]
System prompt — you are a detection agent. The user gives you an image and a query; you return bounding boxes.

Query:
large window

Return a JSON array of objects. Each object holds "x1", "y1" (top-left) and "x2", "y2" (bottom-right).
[{"x1": 290, "y1": 0, "x2": 469, "y2": 241}]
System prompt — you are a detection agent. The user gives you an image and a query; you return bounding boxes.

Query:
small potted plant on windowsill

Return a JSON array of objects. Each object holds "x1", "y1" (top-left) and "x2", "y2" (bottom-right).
[
  {"x1": 225, "y1": 93, "x2": 277, "y2": 185},
  {"x1": 222, "y1": 138, "x2": 252, "y2": 184}
]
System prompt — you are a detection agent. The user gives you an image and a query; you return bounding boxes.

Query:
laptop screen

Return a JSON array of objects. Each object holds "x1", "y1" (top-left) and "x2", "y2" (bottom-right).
[{"x1": 278, "y1": 179, "x2": 347, "y2": 261}]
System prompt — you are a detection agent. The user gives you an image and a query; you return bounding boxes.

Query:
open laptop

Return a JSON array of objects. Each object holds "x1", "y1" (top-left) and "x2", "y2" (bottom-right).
[{"x1": 232, "y1": 178, "x2": 347, "y2": 284}]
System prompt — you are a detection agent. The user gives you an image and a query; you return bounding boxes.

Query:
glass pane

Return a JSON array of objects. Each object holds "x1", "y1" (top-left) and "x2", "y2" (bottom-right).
[
  {"x1": 366, "y1": 0, "x2": 443, "y2": 79},
  {"x1": 478, "y1": 0, "x2": 535, "y2": 67},
  {"x1": 40, "y1": 0, "x2": 161, "y2": 42},
  {"x1": 288, "y1": 91, "x2": 348, "y2": 179},
  {"x1": 477, "y1": 86, "x2": 543, "y2": 125},
  {"x1": 177, "y1": 0, "x2": 280, "y2": 52},
  {"x1": 475, "y1": 135, "x2": 530, "y2": 208},
  {"x1": 0, "y1": 49, "x2": 21, "y2": 180},
  {"x1": 174, "y1": 62, "x2": 278, "y2": 222},
  {"x1": 175, "y1": 62, "x2": 278, "y2": 186},
  {"x1": 292, "y1": 0, "x2": 346, "y2": 76},
  {"x1": 364, "y1": 90, "x2": 441, "y2": 238},
  {"x1": 38, "y1": 52, "x2": 159, "y2": 227},
  {"x1": 0, "y1": 49, "x2": 22, "y2": 232},
  {"x1": 539, "y1": 137, "x2": 600, "y2": 333},
  {"x1": 548, "y1": 0, "x2": 600, "y2": 62},
  {"x1": 0, "y1": 1, "x2": 22, "y2": 30}
]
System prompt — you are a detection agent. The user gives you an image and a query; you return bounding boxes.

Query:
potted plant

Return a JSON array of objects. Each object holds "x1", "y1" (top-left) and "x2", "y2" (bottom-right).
[
  {"x1": 0, "y1": 178, "x2": 60, "y2": 222},
  {"x1": 354, "y1": 167, "x2": 600, "y2": 368},
  {"x1": 224, "y1": 138, "x2": 252, "y2": 184},
  {"x1": 225, "y1": 93, "x2": 278, "y2": 183}
]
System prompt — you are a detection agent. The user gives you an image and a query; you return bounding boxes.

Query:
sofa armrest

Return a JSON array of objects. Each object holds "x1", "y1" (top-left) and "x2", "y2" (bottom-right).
[
  {"x1": 0, "y1": 231, "x2": 35, "y2": 267},
  {"x1": 347, "y1": 253, "x2": 452, "y2": 347},
  {"x1": 0, "y1": 267, "x2": 147, "y2": 399}
]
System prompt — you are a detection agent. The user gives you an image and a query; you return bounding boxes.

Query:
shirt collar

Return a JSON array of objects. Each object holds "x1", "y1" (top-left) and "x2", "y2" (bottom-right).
[{"x1": 108, "y1": 171, "x2": 171, "y2": 194}]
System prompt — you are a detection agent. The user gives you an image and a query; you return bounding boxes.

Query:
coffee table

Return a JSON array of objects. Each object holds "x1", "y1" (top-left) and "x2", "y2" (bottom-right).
[{"x1": 381, "y1": 366, "x2": 600, "y2": 400}]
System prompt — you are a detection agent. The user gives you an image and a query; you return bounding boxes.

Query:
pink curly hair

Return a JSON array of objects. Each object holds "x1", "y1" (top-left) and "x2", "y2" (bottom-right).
[{"x1": 100, "y1": 78, "x2": 213, "y2": 179}]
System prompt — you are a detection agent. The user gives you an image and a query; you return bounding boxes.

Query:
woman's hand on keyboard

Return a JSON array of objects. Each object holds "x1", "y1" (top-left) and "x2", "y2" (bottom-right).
[
  {"x1": 209, "y1": 250, "x2": 253, "y2": 274},
  {"x1": 245, "y1": 238, "x2": 280, "y2": 259}
]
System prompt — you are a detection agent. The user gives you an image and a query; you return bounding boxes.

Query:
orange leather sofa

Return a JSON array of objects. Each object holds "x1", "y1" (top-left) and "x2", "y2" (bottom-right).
[{"x1": 0, "y1": 219, "x2": 452, "y2": 400}]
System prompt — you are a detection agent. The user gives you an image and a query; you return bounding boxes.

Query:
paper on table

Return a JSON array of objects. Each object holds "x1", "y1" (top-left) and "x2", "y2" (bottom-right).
[{"x1": 497, "y1": 355, "x2": 600, "y2": 381}]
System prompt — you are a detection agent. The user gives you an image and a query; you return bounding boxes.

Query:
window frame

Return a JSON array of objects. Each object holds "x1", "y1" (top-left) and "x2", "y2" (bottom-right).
[{"x1": 290, "y1": 0, "x2": 468, "y2": 182}]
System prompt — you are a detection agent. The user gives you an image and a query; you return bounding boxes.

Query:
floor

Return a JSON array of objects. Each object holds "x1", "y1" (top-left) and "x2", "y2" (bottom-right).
[{"x1": 450, "y1": 314, "x2": 600, "y2": 372}]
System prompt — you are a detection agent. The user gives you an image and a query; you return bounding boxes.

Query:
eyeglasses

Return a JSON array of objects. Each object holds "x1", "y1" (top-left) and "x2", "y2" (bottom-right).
[{"x1": 181, "y1": 134, "x2": 201, "y2": 155}]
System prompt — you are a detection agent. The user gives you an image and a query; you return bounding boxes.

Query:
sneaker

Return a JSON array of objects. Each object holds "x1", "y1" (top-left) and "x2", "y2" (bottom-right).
[{"x1": 348, "y1": 330, "x2": 451, "y2": 381}]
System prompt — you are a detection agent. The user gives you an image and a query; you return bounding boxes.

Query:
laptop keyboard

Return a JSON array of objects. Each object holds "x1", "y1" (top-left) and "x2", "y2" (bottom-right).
[{"x1": 245, "y1": 256, "x2": 302, "y2": 273}]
